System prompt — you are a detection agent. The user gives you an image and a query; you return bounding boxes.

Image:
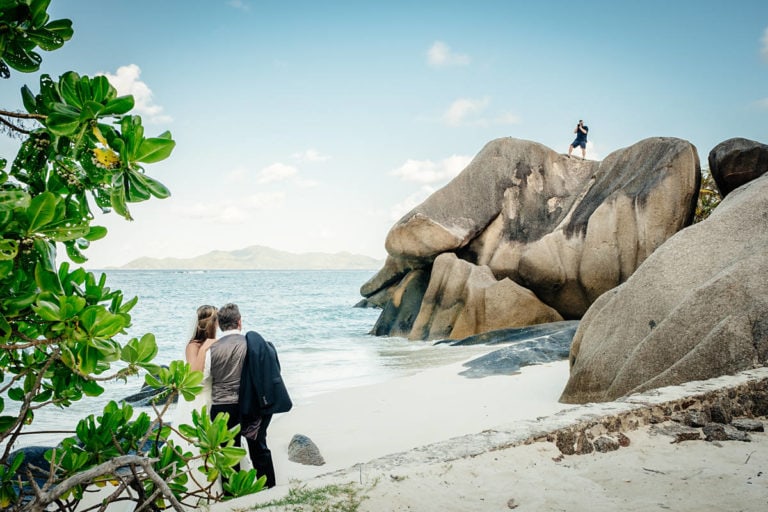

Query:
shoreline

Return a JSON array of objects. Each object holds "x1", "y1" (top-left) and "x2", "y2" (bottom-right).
[{"x1": 213, "y1": 358, "x2": 768, "y2": 511}]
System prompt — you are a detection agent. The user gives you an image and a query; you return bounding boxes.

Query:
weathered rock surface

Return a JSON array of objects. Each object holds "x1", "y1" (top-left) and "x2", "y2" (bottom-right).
[
  {"x1": 288, "y1": 434, "x2": 325, "y2": 466},
  {"x1": 708, "y1": 137, "x2": 768, "y2": 196},
  {"x1": 560, "y1": 173, "x2": 768, "y2": 404},
  {"x1": 442, "y1": 320, "x2": 578, "y2": 378},
  {"x1": 702, "y1": 423, "x2": 751, "y2": 442},
  {"x1": 363, "y1": 137, "x2": 700, "y2": 340},
  {"x1": 409, "y1": 253, "x2": 562, "y2": 340}
]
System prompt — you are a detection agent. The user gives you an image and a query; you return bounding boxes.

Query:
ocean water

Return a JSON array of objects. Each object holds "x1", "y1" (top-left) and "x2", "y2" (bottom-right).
[{"x1": 13, "y1": 269, "x2": 489, "y2": 447}]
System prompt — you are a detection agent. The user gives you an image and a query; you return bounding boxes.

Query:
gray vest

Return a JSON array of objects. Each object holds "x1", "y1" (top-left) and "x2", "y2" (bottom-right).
[{"x1": 209, "y1": 333, "x2": 247, "y2": 405}]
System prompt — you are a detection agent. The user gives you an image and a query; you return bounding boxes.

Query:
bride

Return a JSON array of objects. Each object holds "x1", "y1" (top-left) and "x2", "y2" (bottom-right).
[{"x1": 171, "y1": 304, "x2": 221, "y2": 498}]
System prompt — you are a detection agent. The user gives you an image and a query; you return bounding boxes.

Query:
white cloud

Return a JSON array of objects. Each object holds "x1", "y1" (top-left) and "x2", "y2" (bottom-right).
[
  {"x1": 427, "y1": 41, "x2": 470, "y2": 68},
  {"x1": 228, "y1": 0, "x2": 250, "y2": 11},
  {"x1": 243, "y1": 191, "x2": 287, "y2": 208},
  {"x1": 174, "y1": 191, "x2": 285, "y2": 224},
  {"x1": 442, "y1": 97, "x2": 490, "y2": 126},
  {"x1": 493, "y1": 111, "x2": 522, "y2": 125},
  {"x1": 292, "y1": 178, "x2": 319, "y2": 188},
  {"x1": 584, "y1": 141, "x2": 601, "y2": 161},
  {"x1": 225, "y1": 166, "x2": 250, "y2": 183},
  {"x1": 174, "y1": 204, "x2": 248, "y2": 224},
  {"x1": 439, "y1": 98, "x2": 520, "y2": 127},
  {"x1": 292, "y1": 149, "x2": 330, "y2": 162},
  {"x1": 100, "y1": 64, "x2": 172, "y2": 124},
  {"x1": 758, "y1": 98, "x2": 768, "y2": 108},
  {"x1": 256, "y1": 163, "x2": 298, "y2": 184},
  {"x1": 391, "y1": 154, "x2": 472, "y2": 184},
  {"x1": 390, "y1": 186, "x2": 436, "y2": 221},
  {"x1": 762, "y1": 27, "x2": 768, "y2": 61}
]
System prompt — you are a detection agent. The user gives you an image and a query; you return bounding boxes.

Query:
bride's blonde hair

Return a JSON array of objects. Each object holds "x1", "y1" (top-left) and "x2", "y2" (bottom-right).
[{"x1": 190, "y1": 305, "x2": 218, "y2": 343}]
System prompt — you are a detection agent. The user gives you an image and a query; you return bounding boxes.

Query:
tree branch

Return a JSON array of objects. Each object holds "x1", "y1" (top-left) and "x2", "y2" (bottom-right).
[
  {"x1": 1, "y1": 355, "x2": 57, "y2": 461},
  {"x1": 21, "y1": 455, "x2": 186, "y2": 512},
  {"x1": 0, "y1": 109, "x2": 46, "y2": 120},
  {"x1": 0, "y1": 114, "x2": 33, "y2": 135}
]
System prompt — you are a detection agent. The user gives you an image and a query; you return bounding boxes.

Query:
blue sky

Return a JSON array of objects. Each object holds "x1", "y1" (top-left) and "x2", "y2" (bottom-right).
[{"x1": 2, "y1": 0, "x2": 767, "y2": 267}]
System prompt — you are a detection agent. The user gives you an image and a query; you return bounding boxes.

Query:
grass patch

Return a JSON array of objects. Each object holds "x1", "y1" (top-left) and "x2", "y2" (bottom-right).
[{"x1": 245, "y1": 482, "x2": 368, "y2": 512}]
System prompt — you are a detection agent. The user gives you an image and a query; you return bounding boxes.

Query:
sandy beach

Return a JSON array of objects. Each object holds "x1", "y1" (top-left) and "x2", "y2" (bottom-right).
[{"x1": 212, "y1": 352, "x2": 768, "y2": 512}]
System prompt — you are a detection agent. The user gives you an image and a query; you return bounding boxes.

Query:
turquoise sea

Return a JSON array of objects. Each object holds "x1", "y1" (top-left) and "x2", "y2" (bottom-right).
[{"x1": 15, "y1": 269, "x2": 483, "y2": 447}]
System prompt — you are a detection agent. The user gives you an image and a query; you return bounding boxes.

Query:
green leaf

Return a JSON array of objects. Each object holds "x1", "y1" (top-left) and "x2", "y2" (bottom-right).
[
  {"x1": 33, "y1": 239, "x2": 56, "y2": 271},
  {"x1": 125, "y1": 170, "x2": 151, "y2": 202},
  {"x1": 46, "y1": 111, "x2": 81, "y2": 136},
  {"x1": 84, "y1": 225, "x2": 107, "y2": 241},
  {"x1": 142, "y1": 174, "x2": 171, "y2": 199},
  {"x1": 102, "y1": 96, "x2": 134, "y2": 116},
  {"x1": 0, "y1": 190, "x2": 30, "y2": 210},
  {"x1": 81, "y1": 379, "x2": 104, "y2": 397},
  {"x1": 223, "y1": 469, "x2": 266, "y2": 497},
  {"x1": 26, "y1": 192, "x2": 57, "y2": 232},
  {"x1": 0, "y1": 416, "x2": 17, "y2": 433},
  {"x1": 0, "y1": 239, "x2": 18, "y2": 260},
  {"x1": 80, "y1": 100, "x2": 104, "y2": 120},
  {"x1": 30, "y1": 0, "x2": 52, "y2": 28},
  {"x1": 34, "y1": 263, "x2": 62, "y2": 293},
  {"x1": 43, "y1": 19, "x2": 74, "y2": 42},
  {"x1": 33, "y1": 299, "x2": 61, "y2": 321},
  {"x1": 109, "y1": 175, "x2": 131, "y2": 220},
  {"x1": 32, "y1": 389, "x2": 52, "y2": 403},
  {"x1": 59, "y1": 71, "x2": 82, "y2": 109},
  {"x1": 3, "y1": 42, "x2": 42, "y2": 73},
  {"x1": 0, "y1": 260, "x2": 13, "y2": 278},
  {"x1": 0, "y1": 313, "x2": 10, "y2": 342},
  {"x1": 26, "y1": 28, "x2": 63, "y2": 51},
  {"x1": 121, "y1": 334, "x2": 158, "y2": 365},
  {"x1": 59, "y1": 296, "x2": 86, "y2": 319},
  {"x1": 144, "y1": 373, "x2": 163, "y2": 389},
  {"x1": 86, "y1": 308, "x2": 124, "y2": 338},
  {"x1": 135, "y1": 137, "x2": 176, "y2": 164},
  {"x1": 21, "y1": 85, "x2": 38, "y2": 113},
  {"x1": 218, "y1": 446, "x2": 247, "y2": 467},
  {"x1": 90, "y1": 75, "x2": 112, "y2": 103},
  {"x1": 7, "y1": 388, "x2": 24, "y2": 401}
]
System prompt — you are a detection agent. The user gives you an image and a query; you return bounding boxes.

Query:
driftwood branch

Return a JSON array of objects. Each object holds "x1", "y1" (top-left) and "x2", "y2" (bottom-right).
[{"x1": 21, "y1": 455, "x2": 185, "y2": 512}]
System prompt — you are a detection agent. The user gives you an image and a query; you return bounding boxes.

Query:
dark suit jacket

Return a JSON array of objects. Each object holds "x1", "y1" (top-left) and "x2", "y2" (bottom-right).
[{"x1": 239, "y1": 330, "x2": 292, "y2": 420}]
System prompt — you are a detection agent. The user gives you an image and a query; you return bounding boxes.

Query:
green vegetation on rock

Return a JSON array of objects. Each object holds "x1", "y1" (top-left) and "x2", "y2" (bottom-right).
[{"x1": 694, "y1": 168, "x2": 722, "y2": 223}]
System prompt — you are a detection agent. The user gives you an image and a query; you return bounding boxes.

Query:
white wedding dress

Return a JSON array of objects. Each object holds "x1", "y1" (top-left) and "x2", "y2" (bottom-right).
[
  {"x1": 171, "y1": 351, "x2": 252, "y2": 502},
  {"x1": 170, "y1": 350, "x2": 222, "y2": 499}
]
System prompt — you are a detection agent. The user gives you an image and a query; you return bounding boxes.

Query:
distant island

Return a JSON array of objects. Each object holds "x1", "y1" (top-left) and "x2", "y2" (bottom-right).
[{"x1": 119, "y1": 245, "x2": 384, "y2": 270}]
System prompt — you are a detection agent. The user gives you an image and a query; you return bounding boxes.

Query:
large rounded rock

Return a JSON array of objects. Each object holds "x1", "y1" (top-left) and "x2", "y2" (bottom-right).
[
  {"x1": 560, "y1": 174, "x2": 768, "y2": 404},
  {"x1": 363, "y1": 137, "x2": 700, "y2": 340},
  {"x1": 410, "y1": 253, "x2": 562, "y2": 340},
  {"x1": 385, "y1": 138, "x2": 596, "y2": 260},
  {"x1": 708, "y1": 138, "x2": 768, "y2": 197},
  {"x1": 369, "y1": 268, "x2": 430, "y2": 337},
  {"x1": 486, "y1": 136, "x2": 700, "y2": 318}
]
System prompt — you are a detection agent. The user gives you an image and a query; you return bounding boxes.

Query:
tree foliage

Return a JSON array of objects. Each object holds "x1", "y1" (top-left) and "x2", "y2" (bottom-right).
[
  {"x1": 0, "y1": 1, "x2": 264, "y2": 509},
  {"x1": 694, "y1": 168, "x2": 722, "y2": 223}
]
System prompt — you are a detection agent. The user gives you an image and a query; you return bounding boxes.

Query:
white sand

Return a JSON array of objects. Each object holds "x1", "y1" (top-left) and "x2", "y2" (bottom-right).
[
  {"x1": 268, "y1": 358, "x2": 572, "y2": 482},
  {"x1": 212, "y1": 356, "x2": 768, "y2": 512},
  {"x1": 354, "y1": 425, "x2": 768, "y2": 512}
]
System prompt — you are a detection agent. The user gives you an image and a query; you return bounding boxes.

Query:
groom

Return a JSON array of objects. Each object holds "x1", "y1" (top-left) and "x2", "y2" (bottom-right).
[{"x1": 209, "y1": 303, "x2": 291, "y2": 489}]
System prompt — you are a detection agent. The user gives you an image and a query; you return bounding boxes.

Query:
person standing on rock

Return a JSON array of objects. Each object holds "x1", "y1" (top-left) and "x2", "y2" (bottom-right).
[{"x1": 568, "y1": 119, "x2": 589, "y2": 159}]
